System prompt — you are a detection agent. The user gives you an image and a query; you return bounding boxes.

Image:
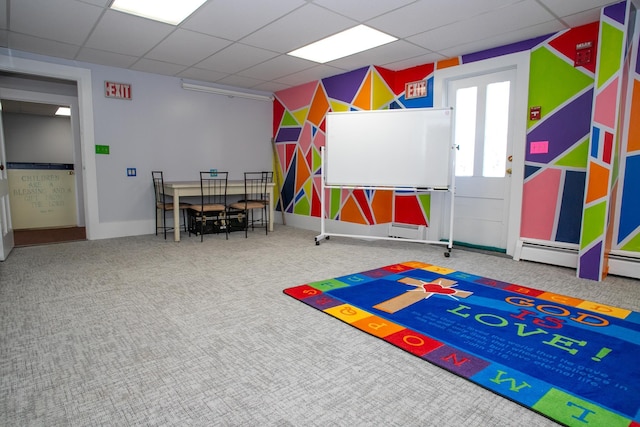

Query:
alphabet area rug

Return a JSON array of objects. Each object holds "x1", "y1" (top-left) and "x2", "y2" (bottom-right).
[{"x1": 283, "y1": 261, "x2": 640, "y2": 427}]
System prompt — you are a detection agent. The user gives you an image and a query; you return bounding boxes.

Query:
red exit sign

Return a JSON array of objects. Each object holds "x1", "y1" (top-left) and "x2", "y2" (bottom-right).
[
  {"x1": 405, "y1": 80, "x2": 427, "y2": 99},
  {"x1": 105, "y1": 81, "x2": 132, "y2": 100}
]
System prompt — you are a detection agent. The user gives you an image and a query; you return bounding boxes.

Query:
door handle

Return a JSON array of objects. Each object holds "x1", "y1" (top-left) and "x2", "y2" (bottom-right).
[{"x1": 0, "y1": 164, "x2": 4, "y2": 171}]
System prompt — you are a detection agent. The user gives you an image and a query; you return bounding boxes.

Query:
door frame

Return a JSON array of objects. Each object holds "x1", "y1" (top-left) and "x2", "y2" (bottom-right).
[
  {"x1": 0, "y1": 100, "x2": 13, "y2": 260},
  {"x1": 0, "y1": 53, "x2": 98, "y2": 239},
  {"x1": 433, "y1": 51, "x2": 530, "y2": 257},
  {"x1": 0, "y1": 90, "x2": 85, "y2": 228}
]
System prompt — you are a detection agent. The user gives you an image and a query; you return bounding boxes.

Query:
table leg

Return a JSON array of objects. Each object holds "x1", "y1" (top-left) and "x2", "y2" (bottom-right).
[
  {"x1": 174, "y1": 192, "x2": 181, "y2": 242},
  {"x1": 268, "y1": 187, "x2": 274, "y2": 232}
]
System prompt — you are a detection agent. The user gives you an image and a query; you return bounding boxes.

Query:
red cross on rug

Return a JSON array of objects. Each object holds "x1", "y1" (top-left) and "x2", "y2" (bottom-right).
[{"x1": 373, "y1": 277, "x2": 473, "y2": 314}]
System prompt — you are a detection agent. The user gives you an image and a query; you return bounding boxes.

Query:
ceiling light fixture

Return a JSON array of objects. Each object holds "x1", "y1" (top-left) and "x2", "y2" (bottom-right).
[
  {"x1": 55, "y1": 107, "x2": 71, "y2": 116},
  {"x1": 110, "y1": 0, "x2": 206, "y2": 25},
  {"x1": 287, "y1": 25, "x2": 397, "y2": 64},
  {"x1": 181, "y1": 82, "x2": 273, "y2": 102}
]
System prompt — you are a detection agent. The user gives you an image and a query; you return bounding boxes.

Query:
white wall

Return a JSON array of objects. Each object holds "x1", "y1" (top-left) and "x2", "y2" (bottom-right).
[
  {"x1": 89, "y1": 66, "x2": 273, "y2": 223},
  {"x1": 3, "y1": 113, "x2": 73, "y2": 164},
  {"x1": 0, "y1": 48, "x2": 273, "y2": 238}
]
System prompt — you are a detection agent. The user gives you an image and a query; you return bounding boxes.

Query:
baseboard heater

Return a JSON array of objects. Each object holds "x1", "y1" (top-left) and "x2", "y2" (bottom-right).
[
  {"x1": 388, "y1": 223, "x2": 427, "y2": 240},
  {"x1": 609, "y1": 252, "x2": 640, "y2": 279},
  {"x1": 515, "y1": 239, "x2": 640, "y2": 280},
  {"x1": 515, "y1": 239, "x2": 579, "y2": 268}
]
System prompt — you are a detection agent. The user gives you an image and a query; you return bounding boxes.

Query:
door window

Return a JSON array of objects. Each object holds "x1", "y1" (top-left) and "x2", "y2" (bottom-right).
[{"x1": 453, "y1": 78, "x2": 512, "y2": 178}]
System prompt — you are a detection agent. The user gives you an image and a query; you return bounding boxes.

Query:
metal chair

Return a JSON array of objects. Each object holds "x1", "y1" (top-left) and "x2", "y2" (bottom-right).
[
  {"x1": 152, "y1": 171, "x2": 189, "y2": 239},
  {"x1": 187, "y1": 171, "x2": 229, "y2": 241},
  {"x1": 228, "y1": 171, "x2": 272, "y2": 237}
]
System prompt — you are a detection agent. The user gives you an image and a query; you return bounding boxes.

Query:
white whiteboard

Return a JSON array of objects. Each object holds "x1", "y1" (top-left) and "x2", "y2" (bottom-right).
[{"x1": 325, "y1": 108, "x2": 453, "y2": 188}]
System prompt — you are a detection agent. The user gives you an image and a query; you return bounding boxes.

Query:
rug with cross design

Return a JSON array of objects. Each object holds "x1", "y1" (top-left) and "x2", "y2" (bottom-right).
[{"x1": 284, "y1": 261, "x2": 640, "y2": 427}]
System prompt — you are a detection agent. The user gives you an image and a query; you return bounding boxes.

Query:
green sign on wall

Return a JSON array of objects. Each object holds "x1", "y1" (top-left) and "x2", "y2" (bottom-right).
[{"x1": 95, "y1": 145, "x2": 110, "y2": 155}]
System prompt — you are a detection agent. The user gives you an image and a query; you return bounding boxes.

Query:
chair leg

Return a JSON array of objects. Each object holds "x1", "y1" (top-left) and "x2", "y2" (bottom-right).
[
  {"x1": 182, "y1": 209, "x2": 187, "y2": 232},
  {"x1": 163, "y1": 208, "x2": 167, "y2": 240},
  {"x1": 264, "y1": 205, "x2": 268, "y2": 235},
  {"x1": 155, "y1": 207, "x2": 158, "y2": 236}
]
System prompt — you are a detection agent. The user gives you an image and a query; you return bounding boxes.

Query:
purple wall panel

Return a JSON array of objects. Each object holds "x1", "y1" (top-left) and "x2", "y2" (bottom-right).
[
  {"x1": 322, "y1": 67, "x2": 369, "y2": 104},
  {"x1": 526, "y1": 89, "x2": 593, "y2": 163},
  {"x1": 604, "y1": 1, "x2": 627, "y2": 25},
  {"x1": 462, "y1": 35, "x2": 551, "y2": 63}
]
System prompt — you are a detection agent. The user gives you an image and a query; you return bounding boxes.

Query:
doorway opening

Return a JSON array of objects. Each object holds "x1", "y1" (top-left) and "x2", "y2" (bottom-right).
[{"x1": 1, "y1": 76, "x2": 85, "y2": 247}]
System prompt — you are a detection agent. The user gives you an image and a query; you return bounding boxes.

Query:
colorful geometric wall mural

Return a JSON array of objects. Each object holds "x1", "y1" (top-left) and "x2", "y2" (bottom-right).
[
  {"x1": 614, "y1": 5, "x2": 640, "y2": 255},
  {"x1": 578, "y1": 1, "x2": 631, "y2": 281},
  {"x1": 273, "y1": 64, "x2": 436, "y2": 227},
  {"x1": 272, "y1": 0, "x2": 640, "y2": 281},
  {"x1": 522, "y1": 22, "x2": 598, "y2": 246}
]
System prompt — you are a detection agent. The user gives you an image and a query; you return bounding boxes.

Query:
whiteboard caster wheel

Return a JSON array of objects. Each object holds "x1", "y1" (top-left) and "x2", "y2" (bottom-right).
[{"x1": 444, "y1": 251, "x2": 450, "y2": 257}]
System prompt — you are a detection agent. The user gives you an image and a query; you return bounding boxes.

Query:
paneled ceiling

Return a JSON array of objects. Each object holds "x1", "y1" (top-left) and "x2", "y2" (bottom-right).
[{"x1": 0, "y1": 0, "x2": 620, "y2": 96}]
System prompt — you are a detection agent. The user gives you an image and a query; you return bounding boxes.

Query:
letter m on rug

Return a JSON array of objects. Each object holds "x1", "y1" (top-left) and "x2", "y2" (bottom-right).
[{"x1": 490, "y1": 370, "x2": 532, "y2": 392}]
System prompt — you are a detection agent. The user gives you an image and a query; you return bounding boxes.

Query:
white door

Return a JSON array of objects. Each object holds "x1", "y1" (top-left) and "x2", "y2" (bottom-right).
[
  {"x1": 0, "y1": 100, "x2": 15, "y2": 260},
  {"x1": 448, "y1": 69, "x2": 516, "y2": 251}
]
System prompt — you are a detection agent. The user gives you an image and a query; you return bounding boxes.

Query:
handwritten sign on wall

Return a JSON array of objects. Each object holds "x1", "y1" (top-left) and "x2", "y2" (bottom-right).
[{"x1": 8, "y1": 169, "x2": 77, "y2": 229}]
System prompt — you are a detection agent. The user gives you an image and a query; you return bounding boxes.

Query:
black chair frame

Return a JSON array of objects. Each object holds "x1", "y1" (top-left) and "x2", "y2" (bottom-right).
[
  {"x1": 187, "y1": 172, "x2": 229, "y2": 241},
  {"x1": 229, "y1": 171, "x2": 272, "y2": 237},
  {"x1": 152, "y1": 171, "x2": 188, "y2": 239}
]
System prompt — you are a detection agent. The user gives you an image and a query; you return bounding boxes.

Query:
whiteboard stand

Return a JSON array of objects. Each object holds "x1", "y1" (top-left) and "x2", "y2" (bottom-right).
[{"x1": 315, "y1": 147, "x2": 456, "y2": 258}]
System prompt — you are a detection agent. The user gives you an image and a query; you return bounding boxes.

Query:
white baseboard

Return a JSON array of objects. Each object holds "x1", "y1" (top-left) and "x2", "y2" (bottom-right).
[
  {"x1": 609, "y1": 252, "x2": 640, "y2": 279},
  {"x1": 88, "y1": 219, "x2": 154, "y2": 240},
  {"x1": 514, "y1": 239, "x2": 578, "y2": 268},
  {"x1": 514, "y1": 239, "x2": 640, "y2": 280},
  {"x1": 388, "y1": 223, "x2": 427, "y2": 240}
]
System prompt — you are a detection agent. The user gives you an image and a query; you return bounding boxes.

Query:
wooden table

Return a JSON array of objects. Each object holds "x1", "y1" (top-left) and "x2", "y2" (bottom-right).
[{"x1": 163, "y1": 180, "x2": 275, "y2": 242}]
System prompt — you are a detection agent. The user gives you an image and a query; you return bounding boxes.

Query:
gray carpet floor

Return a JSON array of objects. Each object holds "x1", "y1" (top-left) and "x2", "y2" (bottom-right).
[{"x1": 1, "y1": 225, "x2": 638, "y2": 426}]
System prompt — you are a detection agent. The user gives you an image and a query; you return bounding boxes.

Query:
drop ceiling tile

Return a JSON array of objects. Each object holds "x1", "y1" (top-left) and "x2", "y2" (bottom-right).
[
  {"x1": 368, "y1": 0, "x2": 528, "y2": 39},
  {"x1": 328, "y1": 40, "x2": 430, "y2": 71},
  {"x1": 8, "y1": 33, "x2": 80, "y2": 59},
  {"x1": 85, "y1": 10, "x2": 174, "y2": 57},
  {"x1": 0, "y1": 30, "x2": 8, "y2": 47},
  {"x1": 313, "y1": 0, "x2": 415, "y2": 22},
  {"x1": 76, "y1": 47, "x2": 139, "y2": 69},
  {"x1": 237, "y1": 54, "x2": 316, "y2": 81},
  {"x1": 182, "y1": 0, "x2": 305, "y2": 40},
  {"x1": 0, "y1": 0, "x2": 7, "y2": 29},
  {"x1": 81, "y1": 0, "x2": 111, "y2": 5},
  {"x1": 538, "y1": 0, "x2": 615, "y2": 17},
  {"x1": 144, "y1": 29, "x2": 231, "y2": 66},
  {"x1": 131, "y1": 59, "x2": 188, "y2": 76},
  {"x1": 177, "y1": 67, "x2": 229, "y2": 84},
  {"x1": 241, "y1": 3, "x2": 356, "y2": 53},
  {"x1": 196, "y1": 44, "x2": 280, "y2": 74},
  {"x1": 408, "y1": 1, "x2": 555, "y2": 52},
  {"x1": 10, "y1": 0, "x2": 103, "y2": 45},
  {"x1": 561, "y1": 9, "x2": 604, "y2": 28},
  {"x1": 383, "y1": 52, "x2": 448, "y2": 71},
  {"x1": 252, "y1": 80, "x2": 291, "y2": 92},
  {"x1": 437, "y1": 20, "x2": 565, "y2": 58},
  {"x1": 273, "y1": 64, "x2": 347, "y2": 86},
  {"x1": 215, "y1": 74, "x2": 267, "y2": 89}
]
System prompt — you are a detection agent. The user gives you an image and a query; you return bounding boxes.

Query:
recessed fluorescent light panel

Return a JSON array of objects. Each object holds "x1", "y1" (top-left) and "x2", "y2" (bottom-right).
[
  {"x1": 287, "y1": 25, "x2": 397, "y2": 63},
  {"x1": 110, "y1": 0, "x2": 206, "y2": 25},
  {"x1": 55, "y1": 107, "x2": 71, "y2": 116}
]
